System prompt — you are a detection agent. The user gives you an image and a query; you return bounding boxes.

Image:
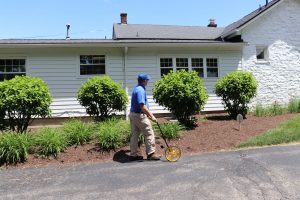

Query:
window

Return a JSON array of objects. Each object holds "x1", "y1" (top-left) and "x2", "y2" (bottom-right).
[
  {"x1": 191, "y1": 58, "x2": 204, "y2": 77},
  {"x1": 256, "y1": 46, "x2": 268, "y2": 61},
  {"x1": 206, "y1": 58, "x2": 218, "y2": 77},
  {"x1": 80, "y1": 55, "x2": 105, "y2": 75},
  {"x1": 0, "y1": 59, "x2": 26, "y2": 81},
  {"x1": 160, "y1": 57, "x2": 219, "y2": 78},
  {"x1": 160, "y1": 58, "x2": 173, "y2": 76},
  {"x1": 176, "y1": 58, "x2": 188, "y2": 72}
]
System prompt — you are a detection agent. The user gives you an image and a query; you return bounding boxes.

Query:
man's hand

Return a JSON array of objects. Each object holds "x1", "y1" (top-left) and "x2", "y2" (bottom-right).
[
  {"x1": 150, "y1": 116, "x2": 158, "y2": 123},
  {"x1": 140, "y1": 104, "x2": 157, "y2": 123}
]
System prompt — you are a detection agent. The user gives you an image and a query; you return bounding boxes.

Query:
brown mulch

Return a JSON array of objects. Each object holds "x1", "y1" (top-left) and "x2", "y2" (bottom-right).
[{"x1": 1, "y1": 113, "x2": 299, "y2": 170}]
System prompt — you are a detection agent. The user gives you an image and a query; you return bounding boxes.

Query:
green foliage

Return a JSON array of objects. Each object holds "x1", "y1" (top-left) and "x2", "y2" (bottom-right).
[
  {"x1": 96, "y1": 118, "x2": 131, "y2": 150},
  {"x1": 237, "y1": 115, "x2": 300, "y2": 148},
  {"x1": 0, "y1": 131, "x2": 30, "y2": 164},
  {"x1": 153, "y1": 70, "x2": 208, "y2": 128},
  {"x1": 154, "y1": 122, "x2": 184, "y2": 140},
  {"x1": 31, "y1": 128, "x2": 67, "y2": 158},
  {"x1": 215, "y1": 71, "x2": 257, "y2": 119},
  {"x1": 62, "y1": 119, "x2": 95, "y2": 145},
  {"x1": 77, "y1": 76, "x2": 128, "y2": 122},
  {"x1": 0, "y1": 82, "x2": 7, "y2": 130},
  {"x1": 288, "y1": 98, "x2": 300, "y2": 113},
  {"x1": 254, "y1": 102, "x2": 286, "y2": 117},
  {"x1": 0, "y1": 76, "x2": 52, "y2": 133}
]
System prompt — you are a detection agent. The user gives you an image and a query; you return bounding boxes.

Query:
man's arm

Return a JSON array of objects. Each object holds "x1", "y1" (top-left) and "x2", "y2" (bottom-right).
[{"x1": 140, "y1": 104, "x2": 157, "y2": 123}]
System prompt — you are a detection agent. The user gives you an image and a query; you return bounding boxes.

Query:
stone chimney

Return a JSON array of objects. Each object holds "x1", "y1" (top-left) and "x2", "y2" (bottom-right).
[
  {"x1": 120, "y1": 13, "x2": 127, "y2": 24},
  {"x1": 207, "y1": 19, "x2": 217, "y2": 27}
]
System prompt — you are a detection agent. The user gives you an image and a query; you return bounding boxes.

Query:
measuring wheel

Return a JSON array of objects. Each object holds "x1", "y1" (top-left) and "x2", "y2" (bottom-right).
[{"x1": 165, "y1": 146, "x2": 181, "y2": 162}]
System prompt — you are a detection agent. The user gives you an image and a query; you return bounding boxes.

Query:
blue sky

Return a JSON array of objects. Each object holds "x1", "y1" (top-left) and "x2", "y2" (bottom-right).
[{"x1": 0, "y1": 0, "x2": 269, "y2": 39}]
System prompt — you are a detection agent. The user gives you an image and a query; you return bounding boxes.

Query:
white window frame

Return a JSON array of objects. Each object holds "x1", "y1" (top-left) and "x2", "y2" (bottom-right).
[
  {"x1": 77, "y1": 54, "x2": 107, "y2": 78},
  {"x1": 0, "y1": 57, "x2": 27, "y2": 81},
  {"x1": 158, "y1": 55, "x2": 219, "y2": 78},
  {"x1": 256, "y1": 45, "x2": 269, "y2": 62}
]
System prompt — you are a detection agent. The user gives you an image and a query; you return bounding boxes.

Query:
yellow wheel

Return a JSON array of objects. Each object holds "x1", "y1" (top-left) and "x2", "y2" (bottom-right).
[{"x1": 165, "y1": 146, "x2": 181, "y2": 162}]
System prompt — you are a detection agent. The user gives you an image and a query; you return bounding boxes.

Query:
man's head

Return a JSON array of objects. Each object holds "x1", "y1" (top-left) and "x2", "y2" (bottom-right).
[{"x1": 137, "y1": 73, "x2": 150, "y2": 86}]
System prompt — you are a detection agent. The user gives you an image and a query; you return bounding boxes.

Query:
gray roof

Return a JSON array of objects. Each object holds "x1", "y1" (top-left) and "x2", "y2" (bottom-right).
[
  {"x1": 221, "y1": 0, "x2": 282, "y2": 39},
  {"x1": 0, "y1": 39, "x2": 235, "y2": 44},
  {"x1": 113, "y1": 24, "x2": 224, "y2": 40},
  {"x1": 0, "y1": 39, "x2": 114, "y2": 44}
]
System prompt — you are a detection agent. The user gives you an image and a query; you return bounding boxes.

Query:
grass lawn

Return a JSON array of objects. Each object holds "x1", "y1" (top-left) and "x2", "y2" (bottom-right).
[{"x1": 236, "y1": 114, "x2": 300, "y2": 148}]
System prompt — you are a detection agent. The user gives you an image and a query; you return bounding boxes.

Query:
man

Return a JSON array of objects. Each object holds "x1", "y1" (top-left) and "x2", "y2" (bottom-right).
[{"x1": 129, "y1": 73, "x2": 161, "y2": 161}]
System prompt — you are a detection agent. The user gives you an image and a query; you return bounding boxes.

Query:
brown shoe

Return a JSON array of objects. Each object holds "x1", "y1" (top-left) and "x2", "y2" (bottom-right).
[{"x1": 147, "y1": 153, "x2": 161, "y2": 161}]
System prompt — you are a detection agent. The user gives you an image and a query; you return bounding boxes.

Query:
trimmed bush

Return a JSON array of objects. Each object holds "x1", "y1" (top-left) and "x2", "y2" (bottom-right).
[
  {"x1": 153, "y1": 70, "x2": 208, "y2": 128},
  {"x1": 0, "y1": 131, "x2": 30, "y2": 164},
  {"x1": 96, "y1": 118, "x2": 131, "y2": 150},
  {"x1": 31, "y1": 128, "x2": 67, "y2": 158},
  {"x1": 154, "y1": 122, "x2": 184, "y2": 140},
  {"x1": 77, "y1": 76, "x2": 128, "y2": 121},
  {"x1": 0, "y1": 76, "x2": 52, "y2": 133},
  {"x1": 62, "y1": 119, "x2": 95, "y2": 145},
  {"x1": 215, "y1": 71, "x2": 257, "y2": 119}
]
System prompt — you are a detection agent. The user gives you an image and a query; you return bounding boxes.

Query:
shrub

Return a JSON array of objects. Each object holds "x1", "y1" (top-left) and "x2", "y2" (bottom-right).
[
  {"x1": 288, "y1": 98, "x2": 300, "y2": 113},
  {"x1": 31, "y1": 128, "x2": 67, "y2": 158},
  {"x1": 0, "y1": 76, "x2": 52, "y2": 133},
  {"x1": 62, "y1": 119, "x2": 95, "y2": 145},
  {"x1": 254, "y1": 103, "x2": 268, "y2": 117},
  {"x1": 96, "y1": 118, "x2": 131, "y2": 150},
  {"x1": 270, "y1": 101, "x2": 284, "y2": 116},
  {"x1": 254, "y1": 102, "x2": 286, "y2": 117},
  {"x1": 77, "y1": 76, "x2": 128, "y2": 122},
  {"x1": 0, "y1": 131, "x2": 30, "y2": 164},
  {"x1": 0, "y1": 82, "x2": 7, "y2": 130},
  {"x1": 153, "y1": 70, "x2": 208, "y2": 128},
  {"x1": 154, "y1": 122, "x2": 184, "y2": 140},
  {"x1": 215, "y1": 71, "x2": 257, "y2": 119}
]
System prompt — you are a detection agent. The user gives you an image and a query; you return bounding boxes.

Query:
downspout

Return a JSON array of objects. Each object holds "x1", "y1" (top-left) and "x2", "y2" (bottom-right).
[{"x1": 123, "y1": 46, "x2": 129, "y2": 120}]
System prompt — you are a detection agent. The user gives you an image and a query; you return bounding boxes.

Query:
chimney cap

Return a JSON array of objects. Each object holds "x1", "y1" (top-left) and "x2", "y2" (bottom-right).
[
  {"x1": 207, "y1": 19, "x2": 217, "y2": 27},
  {"x1": 120, "y1": 13, "x2": 127, "y2": 24}
]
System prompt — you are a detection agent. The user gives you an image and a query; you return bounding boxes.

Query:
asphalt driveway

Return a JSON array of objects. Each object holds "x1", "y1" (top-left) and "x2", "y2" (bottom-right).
[{"x1": 1, "y1": 144, "x2": 300, "y2": 200}]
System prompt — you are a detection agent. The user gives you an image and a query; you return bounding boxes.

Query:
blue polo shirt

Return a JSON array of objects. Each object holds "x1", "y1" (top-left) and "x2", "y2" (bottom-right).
[{"x1": 130, "y1": 84, "x2": 149, "y2": 113}]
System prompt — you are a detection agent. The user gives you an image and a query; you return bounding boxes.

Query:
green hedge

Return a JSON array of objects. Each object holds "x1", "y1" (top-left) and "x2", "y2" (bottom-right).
[
  {"x1": 153, "y1": 70, "x2": 208, "y2": 128},
  {"x1": 78, "y1": 76, "x2": 128, "y2": 121},
  {"x1": 215, "y1": 71, "x2": 257, "y2": 119},
  {"x1": 0, "y1": 76, "x2": 52, "y2": 132}
]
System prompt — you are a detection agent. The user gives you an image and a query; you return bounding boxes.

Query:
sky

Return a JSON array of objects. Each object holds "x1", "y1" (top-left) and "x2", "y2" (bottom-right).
[{"x1": 0, "y1": 0, "x2": 270, "y2": 39}]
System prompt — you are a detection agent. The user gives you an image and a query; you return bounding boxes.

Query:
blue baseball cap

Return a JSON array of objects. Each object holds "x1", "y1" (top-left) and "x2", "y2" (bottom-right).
[{"x1": 138, "y1": 73, "x2": 150, "y2": 80}]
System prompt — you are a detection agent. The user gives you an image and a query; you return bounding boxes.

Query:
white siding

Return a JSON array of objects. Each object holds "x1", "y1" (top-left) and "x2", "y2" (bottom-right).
[
  {"x1": 125, "y1": 47, "x2": 241, "y2": 112},
  {"x1": 0, "y1": 46, "x2": 241, "y2": 117},
  {"x1": 241, "y1": 0, "x2": 300, "y2": 106}
]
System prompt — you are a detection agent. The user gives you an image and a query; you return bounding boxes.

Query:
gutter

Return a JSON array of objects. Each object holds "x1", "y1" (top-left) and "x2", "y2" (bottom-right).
[{"x1": 123, "y1": 46, "x2": 129, "y2": 120}]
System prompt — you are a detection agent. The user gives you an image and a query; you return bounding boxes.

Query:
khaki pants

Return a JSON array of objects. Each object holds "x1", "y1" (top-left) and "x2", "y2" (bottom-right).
[{"x1": 129, "y1": 112, "x2": 156, "y2": 156}]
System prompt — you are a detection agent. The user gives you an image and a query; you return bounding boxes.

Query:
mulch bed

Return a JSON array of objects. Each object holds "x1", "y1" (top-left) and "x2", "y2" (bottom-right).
[{"x1": 1, "y1": 113, "x2": 298, "y2": 170}]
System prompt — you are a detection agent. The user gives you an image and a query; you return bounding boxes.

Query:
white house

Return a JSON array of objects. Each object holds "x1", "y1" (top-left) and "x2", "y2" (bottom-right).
[{"x1": 0, "y1": 0, "x2": 299, "y2": 118}]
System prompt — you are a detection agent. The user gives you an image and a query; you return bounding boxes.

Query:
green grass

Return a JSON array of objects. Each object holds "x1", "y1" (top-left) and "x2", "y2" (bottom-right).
[
  {"x1": 153, "y1": 122, "x2": 184, "y2": 140},
  {"x1": 254, "y1": 103, "x2": 286, "y2": 117},
  {"x1": 96, "y1": 118, "x2": 131, "y2": 150},
  {"x1": 237, "y1": 115, "x2": 300, "y2": 148},
  {"x1": 288, "y1": 98, "x2": 300, "y2": 113},
  {"x1": 0, "y1": 131, "x2": 30, "y2": 164},
  {"x1": 31, "y1": 128, "x2": 67, "y2": 158},
  {"x1": 62, "y1": 119, "x2": 95, "y2": 146}
]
